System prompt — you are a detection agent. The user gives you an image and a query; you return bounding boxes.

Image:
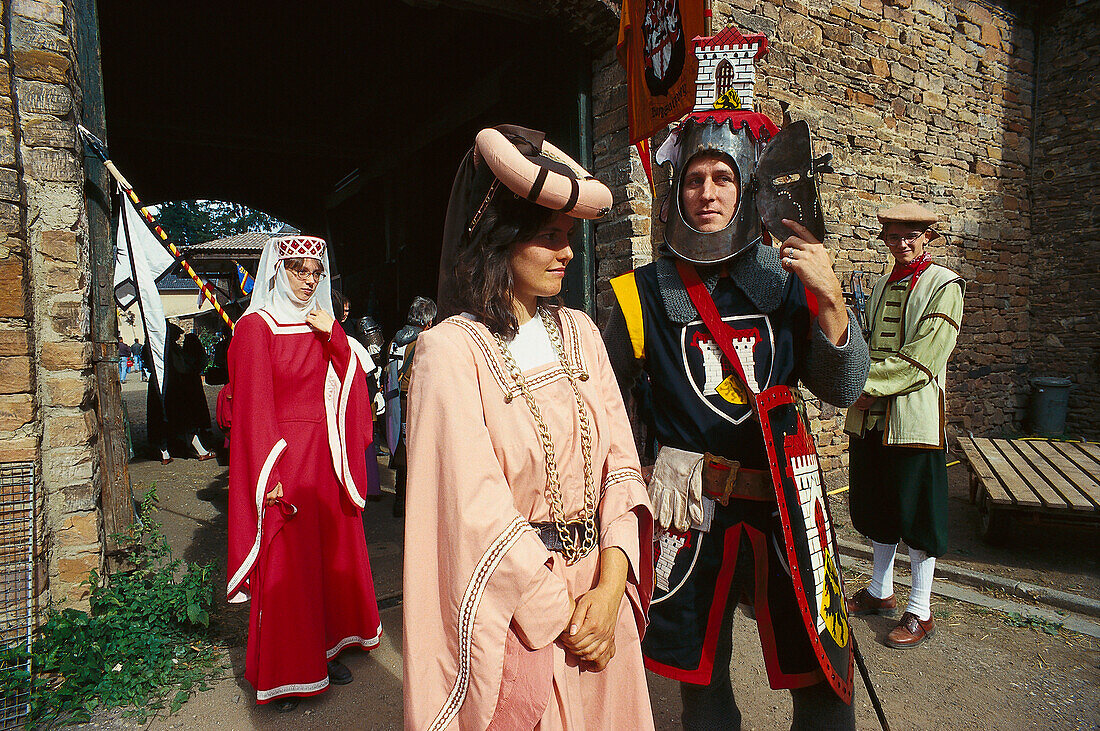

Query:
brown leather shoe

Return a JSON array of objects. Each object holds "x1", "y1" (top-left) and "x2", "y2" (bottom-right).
[
  {"x1": 846, "y1": 588, "x2": 897, "y2": 617},
  {"x1": 885, "y1": 611, "x2": 935, "y2": 648}
]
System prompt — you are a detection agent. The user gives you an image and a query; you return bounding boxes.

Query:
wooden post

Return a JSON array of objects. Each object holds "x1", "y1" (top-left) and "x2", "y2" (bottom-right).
[{"x1": 73, "y1": 0, "x2": 135, "y2": 567}]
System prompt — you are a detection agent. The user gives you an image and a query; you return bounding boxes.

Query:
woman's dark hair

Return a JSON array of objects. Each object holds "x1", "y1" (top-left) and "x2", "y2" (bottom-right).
[{"x1": 453, "y1": 191, "x2": 555, "y2": 338}]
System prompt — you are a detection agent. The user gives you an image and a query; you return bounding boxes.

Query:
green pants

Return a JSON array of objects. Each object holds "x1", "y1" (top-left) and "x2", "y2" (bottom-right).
[{"x1": 848, "y1": 430, "x2": 949, "y2": 557}]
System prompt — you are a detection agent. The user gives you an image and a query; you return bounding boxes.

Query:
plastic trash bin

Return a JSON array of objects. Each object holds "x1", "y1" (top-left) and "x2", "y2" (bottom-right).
[{"x1": 1028, "y1": 377, "x2": 1072, "y2": 435}]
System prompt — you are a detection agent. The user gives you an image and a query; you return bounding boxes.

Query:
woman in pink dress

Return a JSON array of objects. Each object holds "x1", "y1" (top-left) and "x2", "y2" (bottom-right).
[
  {"x1": 226, "y1": 235, "x2": 382, "y2": 712},
  {"x1": 404, "y1": 127, "x2": 655, "y2": 729}
]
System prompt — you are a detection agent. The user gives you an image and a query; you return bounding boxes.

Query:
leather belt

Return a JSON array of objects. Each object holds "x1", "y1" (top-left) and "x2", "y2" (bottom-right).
[
  {"x1": 701, "y1": 453, "x2": 774, "y2": 504},
  {"x1": 530, "y1": 520, "x2": 594, "y2": 557}
]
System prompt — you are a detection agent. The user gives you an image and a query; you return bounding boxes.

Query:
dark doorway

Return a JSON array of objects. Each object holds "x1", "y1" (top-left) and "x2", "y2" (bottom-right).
[{"x1": 99, "y1": 1, "x2": 593, "y2": 335}]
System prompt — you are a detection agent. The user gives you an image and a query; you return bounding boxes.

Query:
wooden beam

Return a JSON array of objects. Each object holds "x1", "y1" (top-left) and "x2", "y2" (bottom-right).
[
  {"x1": 1014, "y1": 440, "x2": 1094, "y2": 511},
  {"x1": 974, "y1": 438, "x2": 1040, "y2": 507},
  {"x1": 958, "y1": 437, "x2": 1012, "y2": 505},
  {"x1": 74, "y1": 0, "x2": 135, "y2": 569}
]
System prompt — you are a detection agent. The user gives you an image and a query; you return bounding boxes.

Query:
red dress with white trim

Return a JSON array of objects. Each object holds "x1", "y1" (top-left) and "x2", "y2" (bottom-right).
[{"x1": 227, "y1": 310, "x2": 382, "y2": 703}]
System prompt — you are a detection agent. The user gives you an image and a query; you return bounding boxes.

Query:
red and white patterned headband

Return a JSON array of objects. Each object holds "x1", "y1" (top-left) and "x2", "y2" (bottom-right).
[{"x1": 271, "y1": 235, "x2": 326, "y2": 261}]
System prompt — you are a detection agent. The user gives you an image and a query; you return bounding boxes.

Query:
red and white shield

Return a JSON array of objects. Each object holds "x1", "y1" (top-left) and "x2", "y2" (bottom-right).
[{"x1": 757, "y1": 384, "x2": 853, "y2": 704}]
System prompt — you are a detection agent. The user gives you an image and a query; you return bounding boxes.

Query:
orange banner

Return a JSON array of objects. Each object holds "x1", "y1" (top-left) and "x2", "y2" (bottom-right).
[{"x1": 617, "y1": 0, "x2": 705, "y2": 144}]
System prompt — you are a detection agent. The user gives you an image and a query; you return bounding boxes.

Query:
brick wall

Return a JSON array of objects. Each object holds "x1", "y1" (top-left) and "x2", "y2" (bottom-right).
[
  {"x1": 1029, "y1": 1, "x2": 1100, "y2": 438},
  {"x1": 590, "y1": 0, "x2": 1051, "y2": 476},
  {"x1": 0, "y1": 0, "x2": 39, "y2": 596},
  {"x1": 0, "y1": 0, "x2": 102, "y2": 610}
]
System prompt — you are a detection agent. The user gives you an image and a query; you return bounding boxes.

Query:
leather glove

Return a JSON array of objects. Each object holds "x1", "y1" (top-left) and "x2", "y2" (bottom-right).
[{"x1": 647, "y1": 446, "x2": 705, "y2": 532}]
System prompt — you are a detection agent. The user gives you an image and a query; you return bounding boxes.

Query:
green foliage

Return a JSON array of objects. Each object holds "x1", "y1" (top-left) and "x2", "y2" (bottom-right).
[
  {"x1": 0, "y1": 644, "x2": 44, "y2": 720},
  {"x1": 23, "y1": 489, "x2": 222, "y2": 727},
  {"x1": 196, "y1": 329, "x2": 220, "y2": 373},
  {"x1": 1003, "y1": 611, "x2": 1064, "y2": 636},
  {"x1": 154, "y1": 199, "x2": 284, "y2": 246}
]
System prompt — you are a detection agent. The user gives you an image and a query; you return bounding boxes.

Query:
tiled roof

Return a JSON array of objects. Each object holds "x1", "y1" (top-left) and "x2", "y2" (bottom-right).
[
  {"x1": 181, "y1": 225, "x2": 300, "y2": 254},
  {"x1": 158, "y1": 270, "x2": 229, "y2": 293},
  {"x1": 158, "y1": 272, "x2": 201, "y2": 290}
]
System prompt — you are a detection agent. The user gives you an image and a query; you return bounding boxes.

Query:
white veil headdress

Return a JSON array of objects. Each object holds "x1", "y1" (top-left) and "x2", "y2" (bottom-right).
[{"x1": 244, "y1": 235, "x2": 334, "y2": 324}]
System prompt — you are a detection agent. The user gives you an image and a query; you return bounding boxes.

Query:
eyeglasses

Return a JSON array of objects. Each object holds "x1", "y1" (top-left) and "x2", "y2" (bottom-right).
[
  {"x1": 287, "y1": 267, "x2": 326, "y2": 283},
  {"x1": 884, "y1": 231, "x2": 925, "y2": 247}
]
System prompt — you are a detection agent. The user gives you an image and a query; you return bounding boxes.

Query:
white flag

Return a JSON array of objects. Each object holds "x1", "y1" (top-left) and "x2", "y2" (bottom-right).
[{"x1": 115, "y1": 193, "x2": 174, "y2": 394}]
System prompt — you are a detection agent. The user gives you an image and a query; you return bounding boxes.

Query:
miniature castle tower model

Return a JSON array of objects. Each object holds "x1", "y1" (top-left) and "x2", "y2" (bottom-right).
[{"x1": 691, "y1": 26, "x2": 768, "y2": 113}]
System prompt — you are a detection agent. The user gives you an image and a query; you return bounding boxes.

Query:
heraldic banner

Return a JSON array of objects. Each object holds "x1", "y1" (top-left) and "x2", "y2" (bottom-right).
[
  {"x1": 757, "y1": 384, "x2": 854, "y2": 704},
  {"x1": 617, "y1": 0, "x2": 705, "y2": 143}
]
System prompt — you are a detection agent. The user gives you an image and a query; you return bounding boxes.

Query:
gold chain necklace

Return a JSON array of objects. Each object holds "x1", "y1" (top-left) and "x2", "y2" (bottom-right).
[{"x1": 494, "y1": 308, "x2": 598, "y2": 564}]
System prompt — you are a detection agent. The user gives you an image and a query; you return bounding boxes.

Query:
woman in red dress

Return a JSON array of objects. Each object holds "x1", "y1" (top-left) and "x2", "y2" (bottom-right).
[{"x1": 226, "y1": 235, "x2": 382, "y2": 712}]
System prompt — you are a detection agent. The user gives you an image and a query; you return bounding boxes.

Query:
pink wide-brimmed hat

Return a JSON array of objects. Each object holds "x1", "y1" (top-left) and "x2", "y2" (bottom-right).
[
  {"x1": 469, "y1": 126, "x2": 612, "y2": 228},
  {"x1": 437, "y1": 125, "x2": 613, "y2": 318}
]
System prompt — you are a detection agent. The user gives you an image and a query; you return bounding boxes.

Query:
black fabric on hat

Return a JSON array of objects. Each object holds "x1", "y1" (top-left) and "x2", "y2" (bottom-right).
[
  {"x1": 436, "y1": 147, "x2": 481, "y2": 321},
  {"x1": 436, "y1": 125, "x2": 582, "y2": 319}
]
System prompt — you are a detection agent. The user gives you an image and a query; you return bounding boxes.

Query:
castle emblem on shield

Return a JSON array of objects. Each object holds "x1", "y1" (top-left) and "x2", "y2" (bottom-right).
[{"x1": 680, "y1": 314, "x2": 772, "y2": 423}]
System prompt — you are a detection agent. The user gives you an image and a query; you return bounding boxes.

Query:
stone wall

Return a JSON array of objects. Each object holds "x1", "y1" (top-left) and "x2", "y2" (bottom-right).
[
  {"x1": 0, "y1": 0, "x2": 102, "y2": 611},
  {"x1": 590, "y1": 0, "x2": 1045, "y2": 475},
  {"x1": 1029, "y1": 1, "x2": 1099, "y2": 438},
  {"x1": 0, "y1": 0, "x2": 1094, "y2": 623}
]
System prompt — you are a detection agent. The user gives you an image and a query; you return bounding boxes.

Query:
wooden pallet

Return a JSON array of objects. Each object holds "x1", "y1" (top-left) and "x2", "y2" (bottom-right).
[{"x1": 957, "y1": 437, "x2": 1100, "y2": 541}]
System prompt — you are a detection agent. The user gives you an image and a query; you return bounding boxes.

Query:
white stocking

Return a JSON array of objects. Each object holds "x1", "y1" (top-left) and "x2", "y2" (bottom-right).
[
  {"x1": 906, "y1": 547, "x2": 936, "y2": 621},
  {"x1": 869, "y1": 541, "x2": 898, "y2": 599},
  {"x1": 192, "y1": 434, "x2": 211, "y2": 456}
]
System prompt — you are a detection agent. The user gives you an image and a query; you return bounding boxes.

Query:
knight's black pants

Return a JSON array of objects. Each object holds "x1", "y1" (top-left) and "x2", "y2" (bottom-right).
[{"x1": 680, "y1": 532, "x2": 855, "y2": 731}]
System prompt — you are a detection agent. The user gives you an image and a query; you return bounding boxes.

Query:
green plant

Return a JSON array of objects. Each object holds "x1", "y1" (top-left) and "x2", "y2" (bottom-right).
[
  {"x1": 1002, "y1": 611, "x2": 1063, "y2": 636},
  {"x1": 26, "y1": 488, "x2": 222, "y2": 726}
]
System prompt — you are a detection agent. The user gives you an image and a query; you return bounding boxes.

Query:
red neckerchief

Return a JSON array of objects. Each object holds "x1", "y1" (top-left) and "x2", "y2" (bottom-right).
[{"x1": 887, "y1": 252, "x2": 932, "y2": 290}]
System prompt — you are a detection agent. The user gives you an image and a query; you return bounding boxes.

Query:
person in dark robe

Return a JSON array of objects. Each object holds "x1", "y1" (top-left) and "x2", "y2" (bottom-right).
[
  {"x1": 205, "y1": 327, "x2": 231, "y2": 386},
  {"x1": 164, "y1": 328, "x2": 216, "y2": 460}
]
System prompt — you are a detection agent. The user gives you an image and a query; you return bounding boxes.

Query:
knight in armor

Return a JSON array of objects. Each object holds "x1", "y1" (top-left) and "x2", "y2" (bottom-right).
[
  {"x1": 603, "y1": 27, "x2": 869, "y2": 729},
  {"x1": 352, "y1": 315, "x2": 387, "y2": 410},
  {"x1": 349, "y1": 314, "x2": 387, "y2": 499},
  {"x1": 844, "y1": 203, "x2": 964, "y2": 649}
]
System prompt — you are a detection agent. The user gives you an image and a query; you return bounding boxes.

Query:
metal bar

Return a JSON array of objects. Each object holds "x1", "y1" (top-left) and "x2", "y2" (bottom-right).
[
  {"x1": 577, "y1": 59, "x2": 596, "y2": 316},
  {"x1": 0, "y1": 462, "x2": 35, "y2": 728}
]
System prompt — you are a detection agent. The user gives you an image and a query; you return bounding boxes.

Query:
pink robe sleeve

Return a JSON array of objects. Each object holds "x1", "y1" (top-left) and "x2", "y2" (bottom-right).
[
  {"x1": 402, "y1": 323, "x2": 572, "y2": 731},
  {"x1": 583, "y1": 313, "x2": 655, "y2": 635},
  {"x1": 511, "y1": 568, "x2": 572, "y2": 648},
  {"x1": 226, "y1": 314, "x2": 286, "y2": 604}
]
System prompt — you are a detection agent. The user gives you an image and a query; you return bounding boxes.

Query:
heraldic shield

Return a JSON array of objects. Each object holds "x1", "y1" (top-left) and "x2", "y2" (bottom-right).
[{"x1": 756, "y1": 384, "x2": 854, "y2": 704}]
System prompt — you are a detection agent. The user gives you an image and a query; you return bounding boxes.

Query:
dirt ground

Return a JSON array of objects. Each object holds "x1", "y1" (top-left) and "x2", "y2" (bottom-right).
[
  {"x1": 831, "y1": 455, "x2": 1100, "y2": 603},
  {"x1": 107, "y1": 379, "x2": 1100, "y2": 730}
]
